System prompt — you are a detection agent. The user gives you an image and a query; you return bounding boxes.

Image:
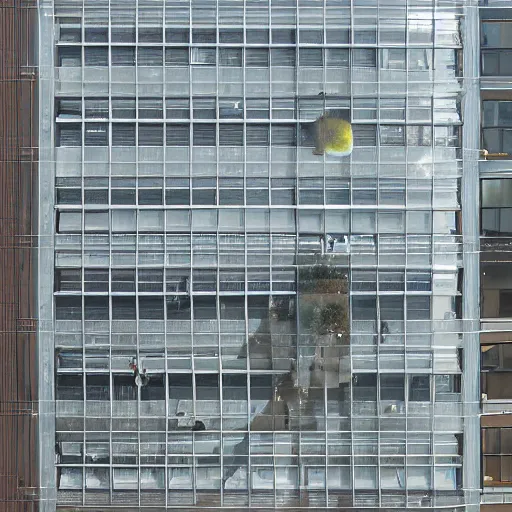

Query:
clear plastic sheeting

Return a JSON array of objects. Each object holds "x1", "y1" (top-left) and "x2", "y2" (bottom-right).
[{"x1": 38, "y1": 0, "x2": 481, "y2": 510}]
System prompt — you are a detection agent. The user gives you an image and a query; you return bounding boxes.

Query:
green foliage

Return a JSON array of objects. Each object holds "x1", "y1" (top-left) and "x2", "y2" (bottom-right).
[
  {"x1": 299, "y1": 265, "x2": 348, "y2": 294},
  {"x1": 299, "y1": 297, "x2": 349, "y2": 337}
]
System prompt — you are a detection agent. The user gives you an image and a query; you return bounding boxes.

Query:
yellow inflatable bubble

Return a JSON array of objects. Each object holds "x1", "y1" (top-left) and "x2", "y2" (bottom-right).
[{"x1": 313, "y1": 113, "x2": 353, "y2": 157}]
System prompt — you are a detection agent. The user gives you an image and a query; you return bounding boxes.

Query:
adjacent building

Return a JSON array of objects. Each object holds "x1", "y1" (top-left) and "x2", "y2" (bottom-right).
[{"x1": 479, "y1": 1, "x2": 512, "y2": 512}]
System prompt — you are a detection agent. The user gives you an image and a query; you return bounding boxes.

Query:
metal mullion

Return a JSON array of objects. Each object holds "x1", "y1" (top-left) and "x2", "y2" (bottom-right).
[
  {"x1": 376, "y1": 245, "x2": 382, "y2": 509},
  {"x1": 375, "y1": 2, "x2": 384, "y2": 501},
  {"x1": 429, "y1": 3, "x2": 438, "y2": 498},
  {"x1": 162, "y1": 0, "x2": 169, "y2": 505},
  {"x1": 81, "y1": 0, "x2": 86, "y2": 503},
  {"x1": 184, "y1": 9, "x2": 198, "y2": 506},
  {"x1": 291, "y1": 0, "x2": 302, "y2": 498},
  {"x1": 107, "y1": 1, "x2": 114, "y2": 501},
  {"x1": 242, "y1": 7, "x2": 252, "y2": 484},
  {"x1": 134, "y1": 3, "x2": 141, "y2": 501},
  {"x1": 215, "y1": 161, "x2": 224, "y2": 504}
]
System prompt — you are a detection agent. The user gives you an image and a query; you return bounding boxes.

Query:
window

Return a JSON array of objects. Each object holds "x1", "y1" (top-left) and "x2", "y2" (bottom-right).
[
  {"x1": 299, "y1": 178, "x2": 323, "y2": 205},
  {"x1": 112, "y1": 297, "x2": 136, "y2": 320},
  {"x1": 192, "y1": 178, "x2": 216, "y2": 205},
  {"x1": 86, "y1": 374, "x2": 110, "y2": 400},
  {"x1": 353, "y1": 49, "x2": 376, "y2": 67},
  {"x1": 58, "y1": 468, "x2": 83, "y2": 490},
  {"x1": 272, "y1": 28, "x2": 296, "y2": 44},
  {"x1": 113, "y1": 468, "x2": 138, "y2": 490},
  {"x1": 246, "y1": 28, "x2": 269, "y2": 44},
  {"x1": 219, "y1": 178, "x2": 243, "y2": 205},
  {"x1": 326, "y1": 49, "x2": 349, "y2": 67},
  {"x1": 299, "y1": 29, "x2": 323, "y2": 44},
  {"x1": 352, "y1": 125, "x2": 377, "y2": 146},
  {"x1": 271, "y1": 178, "x2": 295, "y2": 205},
  {"x1": 246, "y1": 49, "x2": 269, "y2": 67},
  {"x1": 112, "y1": 123, "x2": 136, "y2": 146},
  {"x1": 166, "y1": 98, "x2": 190, "y2": 119},
  {"x1": 482, "y1": 343, "x2": 512, "y2": 371},
  {"x1": 141, "y1": 375, "x2": 165, "y2": 400},
  {"x1": 57, "y1": 98, "x2": 82, "y2": 118},
  {"x1": 271, "y1": 49, "x2": 296, "y2": 67},
  {"x1": 166, "y1": 124, "x2": 190, "y2": 146},
  {"x1": 219, "y1": 29, "x2": 243, "y2": 43},
  {"x1": 192, "y1": 28, "x2": 216, "y2": 43},
  {"x1": 195, "y1": 374, "x2": 220, "y2": 400},
  {"x1": 299, "y1": 49, "x2": 323, "y2": 67},
  {"x1": 407, "y1": 296, "x2": 430, "y2": 320},
  {"x1": 271, "y1": 124, "x2": 296, "y2": 146},
  {"x1": 219, "y1": 48, "x2": 242, "y2": 66},
  {"x1": 407, "y1": 126, "x2": 432, "y2": 146},
  {"x1": 380, "y1": 374, "x2": 405, "y2": 401},
  {"x1": 246, "y1": 178, "x2": 269, "y2": 205},
  {"x1": 219, "y1": 124, "x2": 243, "y2": 146},
  {"x1": 138, "y1": 124, "x2": 164, "y2": 146},
  {"x1": 138, "y1": 269, "x2": 163, "y2": 292},
  {"x1": 59, "y1": 26, "x2": 81, "y2": 43},
  {"x1": 139, "y1": 98, "x2": 163, "y2": 119},
  {"x1": 193, "y1": 124, "x2": 216, "y2": 146},
  {"x1": 352, "y1": 296, "x2": 377, "y2": 321},
  {"x1": 246, "y1": 125, "x2": 269, "y2": 146},
  {"x1": 481, "y1": 262, "x2": 512, "y2": 318},
  {"x1": 166, "y1": 28, "x2": 189, "y2": 43},
  {"x1": 112, "y1": 98, "x2": 136, "y2": 119},
  {"x1": 500, "y1": 291, "x2": 512, "y2": 317},
  {"x1": 165, "y1": 47, "x2": 189, "y2": 66},
  {"x1": 353, "y1": 373, "x2": 377, "y2": 401},
  {"x1": 219, "y1": 98, "x2": 243, "y2": 119},
  {"x1": 482, "y1": 101, "x2": 512, "y2": 155},
  {"x1": 169, "y1": 374, "x2": 193, "y2": 400},
  {"x1": 191, "y1": 48, "x2": 216, "y2": 65},
  {"x1": 84, "y1": 269, "x2": 108, "y2": 292},
  {"x1": 112, "y1": 26, "x2": 136, "y2": 43},
  {"x1": 139, "y1": 297, "x2": 164, "y2": 320},
  {"x1": 193, "y1": 97, "x2": 216, "y2": 119},
  {"x1": 409, "y1": 49, "x2": 431, "y2": 71},
  {"x1": 85, "y1": 27, "x2": 108, "y2": 42},
  {"x1": 55, "y1": 268, "x2": 82, "y2": 292},
  {"x1": 84, "y1": 98, "x2": 108, "y2": 119},
  {"x1": 57, "y1": 124, "x2": 81, "y2": 146},
  {"x1": 380, "y1": 49, "x2": 406, "y2": 70},
  {"x1": 380, "y1": 125, "x2": 405, "y2": 146},
  {"x1": 112, "y1": 269, "x2": 135, "y2": 292},
  {"x1": 56, "y1": 374, "x2": 83, "y2": 400},
  {"x1": 481, "y1": 22, "x2": 512, "y2": 76},
  {"x1": 111, "y1": 47, "x2": 135, "y2": 66},
  {"x1": 84, "y1": 47, "x2": 108, "y2": 66},
  {"x1": 84, "y1": 296, "x2": 109, "y2": 320},
  {"x1": 138, "y1": 188, "x2": 162, "y2": 206},
  {"x1": 409, "y1": 375, "x2": 430, "y2": 401},
  {"x1": 138, "y1": 27, "x2": 163, "y2": 43},
  {"x1": 57, "y1": 212, "x2": 81, "y2": 233},
  {"x1": 85, "y1": 123, "x2": 108, "y2": 146},
  {"x1": 111, "y1": 178, "x2": 136, "y2": 205},
  {"x1": 58, "y1": 47, "x2": 81, "y2": 67},
  {"x1": 138, "y1": 47, "x2": 163, "y2": 66},
  {"x1": 483, "y1": 428, "x2": 512, "y2": 484}
]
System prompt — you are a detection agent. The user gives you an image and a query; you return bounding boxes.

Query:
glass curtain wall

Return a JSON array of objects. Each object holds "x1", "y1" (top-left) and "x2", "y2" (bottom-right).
[{"x1": 50, "y1": 0, "x2": 467, "y2": 509}]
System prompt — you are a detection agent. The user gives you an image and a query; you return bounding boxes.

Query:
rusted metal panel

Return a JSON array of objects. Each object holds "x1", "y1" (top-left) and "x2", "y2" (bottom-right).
[
  {"x1": 482, "y1": 414, "x2": 512, "y2": 428},
  {"x1": 482, "y1": 506, "x2": 512, "y2": 512},
  {"x1": 0, "y1": 1, "x2": 38, "y2": 511}
]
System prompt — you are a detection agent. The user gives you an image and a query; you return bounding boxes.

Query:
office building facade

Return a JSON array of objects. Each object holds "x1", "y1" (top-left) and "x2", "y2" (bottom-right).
[
  {"x1": 37, "y1": 0, "x2": 482, "y2": 510},
  {"x1": 479, "y1": 1, "x2": 512, "y2": 512}
]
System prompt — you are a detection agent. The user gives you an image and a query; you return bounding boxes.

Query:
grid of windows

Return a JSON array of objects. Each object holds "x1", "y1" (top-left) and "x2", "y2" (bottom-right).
[{"x1": 50, "y1": 0, "x2": 466, "y2": 508}]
